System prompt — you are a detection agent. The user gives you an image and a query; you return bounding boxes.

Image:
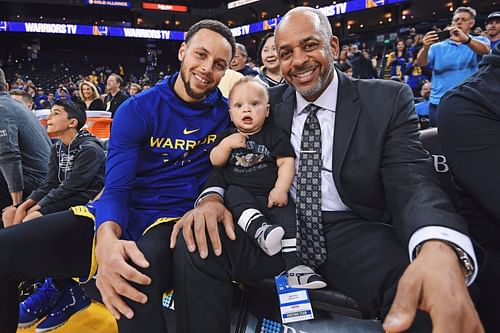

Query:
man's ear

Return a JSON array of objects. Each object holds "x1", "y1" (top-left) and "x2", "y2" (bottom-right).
[
  {"x1": 178, "y1": 42, "x2": 187, "y2": 62},
  {"x1": 266, "y1": 104, "x2": 270, "y2": 117},
  {"x1": 68, "y1": 118, "x2": 79, "y2": 129},
  {"x1": 330, "y1": 36, "x2": 340, "y2": 59}
]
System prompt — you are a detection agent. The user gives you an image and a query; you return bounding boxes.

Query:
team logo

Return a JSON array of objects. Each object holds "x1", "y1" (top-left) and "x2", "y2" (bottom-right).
[{"x1": 183, "y1": 128, "x2": 200, "y2": 135}]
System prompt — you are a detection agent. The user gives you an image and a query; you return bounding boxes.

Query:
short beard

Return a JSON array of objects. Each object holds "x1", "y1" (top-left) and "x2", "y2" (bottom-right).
[
  {"x1": 291, "y1": 47, "x2": 335, "y2": 99},
  {"x1": 180, "y1": 66, "x2": 209, "y2": 101}
]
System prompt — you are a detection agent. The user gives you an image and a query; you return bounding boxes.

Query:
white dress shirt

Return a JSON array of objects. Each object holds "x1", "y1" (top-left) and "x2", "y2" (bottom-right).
[{"x1": 291, "y1": 71, "x2": 350, "y2": 211}]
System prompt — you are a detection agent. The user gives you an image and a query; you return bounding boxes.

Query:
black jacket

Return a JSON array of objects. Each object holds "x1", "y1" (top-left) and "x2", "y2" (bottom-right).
[
  {"x1": 28, "y1": 130, "x2": 105, "y2": 213},
  {"x1": 438, "y1": 44, "x2": 500, "y2": 235},
  {"x1": 78, "y1": 98, "x2": 105, "y2": 111},
  {"x1": 105, "y1": 91, "x2": 128, "y2": 118}
]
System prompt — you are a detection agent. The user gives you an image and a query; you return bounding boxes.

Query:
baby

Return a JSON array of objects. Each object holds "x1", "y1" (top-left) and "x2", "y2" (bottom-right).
[{"x1": 209, "y1": 77, "x2": 326, "y2": 289}]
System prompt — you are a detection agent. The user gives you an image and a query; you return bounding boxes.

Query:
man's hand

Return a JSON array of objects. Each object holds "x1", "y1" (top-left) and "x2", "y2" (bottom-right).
[
  {"x1": 12, "y1": 205, "x2": 29, "y2": 226},
  {"x1": 383, "y1": 240, "x2": 483, "y2": 333},
  {"x1": 422, "y1": 31, "x2": 440, "y2": 47},
  {"x1": 23, "y1": 210, "x2": 42, "y2": 222},
  {"x1": 170, "y1": 196, "x2": 235, "y2": 259},
  {"x1": 449, "y1": 26, "x2": 469, "y2": 43},
  {"x1": 95, "y1": 222, "x2": 151, "y2": 320},
  {"x1": 1, "y1": 206, "x2": 16, "y2": 227},
  {"x1": 27, "y1": 204, "x2": 41, "y2": 214},
  {"x1": 268, "y1": 188, "x2": 288, "y2": 208}
]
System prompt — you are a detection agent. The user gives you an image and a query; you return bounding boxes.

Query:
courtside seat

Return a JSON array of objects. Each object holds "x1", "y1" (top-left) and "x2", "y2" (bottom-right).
[
  {"x1": 233, "y1": 279, "x2": 380, "y2": 333},
  {"x1": 241, "y1": 279, "x2": 371, "y2": 319},
  {"x1": 419, "y1": 127, "x2": 459, "y2": 205}
]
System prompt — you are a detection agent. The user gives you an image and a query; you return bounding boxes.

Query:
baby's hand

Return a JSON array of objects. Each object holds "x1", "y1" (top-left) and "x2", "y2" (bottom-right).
[
  {"x1": 268, "y1": 188, "x2": 288, "y2": 208},
  {"x1": 222, "y1": 132, "x2": 247, "y2": 150}
]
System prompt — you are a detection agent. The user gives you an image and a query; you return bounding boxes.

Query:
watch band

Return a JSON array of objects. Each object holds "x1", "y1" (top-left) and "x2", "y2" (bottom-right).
[{"x1": 464, "y1": 36, "x2": 472, "y2": 44}]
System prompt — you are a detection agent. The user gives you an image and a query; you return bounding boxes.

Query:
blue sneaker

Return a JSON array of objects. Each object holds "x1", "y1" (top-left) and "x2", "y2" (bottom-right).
[
  {"x1": 18, "y1": 278, "x2": 61, "y2": 328},
  {"x1": 35, "y1": 284, "x2": 91, "y2": 332}
]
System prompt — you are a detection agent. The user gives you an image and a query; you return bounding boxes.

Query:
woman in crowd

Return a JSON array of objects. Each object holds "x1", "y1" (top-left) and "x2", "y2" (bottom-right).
[
  {"x1": 255, "y1": 33, "x2": 285, "y2": 87},
  {"x1": 387, "y1": 40, "x2": 411, "y2": 81},
  {"x1": 406, "y1": 34, "x2": 431, "y2": 96},
  {"x1": 78, "y1": 80, "x2": 104, "y2": 110}
]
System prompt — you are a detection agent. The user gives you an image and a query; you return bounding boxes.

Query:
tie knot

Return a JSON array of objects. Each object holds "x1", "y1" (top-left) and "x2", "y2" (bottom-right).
[{"x1": 305, "y1": 104, "x2": 320, "y2": 115}]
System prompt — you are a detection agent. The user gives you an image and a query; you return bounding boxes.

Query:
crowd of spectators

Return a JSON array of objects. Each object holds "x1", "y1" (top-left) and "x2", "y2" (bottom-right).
[{"x1": 2, "y1": 9, "x2": 497, "y2": 124}]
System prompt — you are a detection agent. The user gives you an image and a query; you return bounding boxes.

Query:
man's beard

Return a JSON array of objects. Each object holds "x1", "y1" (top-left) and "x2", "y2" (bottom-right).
[
  {"x1": 180, "y1": 66, "x2": 210, "y2": 101},
  {"x1": 289, "y1": 48, "x2": 335, "y2": 99}
]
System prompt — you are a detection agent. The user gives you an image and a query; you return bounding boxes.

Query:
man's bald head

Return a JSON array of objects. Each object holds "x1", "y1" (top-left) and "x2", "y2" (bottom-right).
[{"x1": 276, "y1": 7, "x2": 333, "y2": 43}]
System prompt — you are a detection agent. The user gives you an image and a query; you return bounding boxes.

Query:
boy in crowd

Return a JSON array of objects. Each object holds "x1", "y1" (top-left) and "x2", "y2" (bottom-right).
[
  {"x1": 2, "y1": 100, "x2": 105, "y2": 332},
  {"x1": 209, "y1": 78, "x2": 325, "y2": 288}
]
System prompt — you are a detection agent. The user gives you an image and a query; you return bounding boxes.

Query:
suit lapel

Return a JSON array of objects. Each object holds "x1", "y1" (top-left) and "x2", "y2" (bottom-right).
[
  {"x1": 333, "y1": 72, "x2": 361, "y2": 177},
  {"x1": 273, "y1": 86, "x2": 296, "y2": 136}
]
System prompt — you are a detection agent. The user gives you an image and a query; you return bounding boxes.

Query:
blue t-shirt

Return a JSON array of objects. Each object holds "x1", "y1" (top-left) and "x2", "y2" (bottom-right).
[
  {"x1": 94, "y1": 73, "x2": 230, "y2": 240},
  {"x1": 428, "y1": 35, "x2": 490, "y2": 105},
  {"x1": 490, "y1": 39, "x2": 499, "y2": 50},
  {"x1": 415, "y1": 100, "x2": 430, "y2": 116}
]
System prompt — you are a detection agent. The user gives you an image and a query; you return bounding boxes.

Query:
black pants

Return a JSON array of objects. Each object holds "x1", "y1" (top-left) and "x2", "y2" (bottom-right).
[
  {"x1": 429, "y1": 103, "x2": 438, "y2": 127},
  {"x1": 173, "y1": 211, "x2": 431, "y2": 333},
  {"x1": 225, "y1": 185, "x2": 301, "y2": 269},
  {"x1": 0, "y1": 174, "x2": 42, "y2": 228},
  {"x1": 0, "y1": 210, "x2": 173, "y2": 333}
]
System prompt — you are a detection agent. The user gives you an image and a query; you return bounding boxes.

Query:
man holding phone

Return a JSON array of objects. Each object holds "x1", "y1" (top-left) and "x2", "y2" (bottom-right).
[{"x1": 416, "y1": 6, "x2": 489, "y2": 126}]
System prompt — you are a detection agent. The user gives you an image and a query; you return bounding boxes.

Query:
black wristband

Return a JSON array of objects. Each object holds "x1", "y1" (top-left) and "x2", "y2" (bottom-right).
[
  {"x1": 13, "y1": 203, "x2": 21, "y2": 208},
  {"x1": 464, "y1": 36, "x2": 472, "y2": 44}
]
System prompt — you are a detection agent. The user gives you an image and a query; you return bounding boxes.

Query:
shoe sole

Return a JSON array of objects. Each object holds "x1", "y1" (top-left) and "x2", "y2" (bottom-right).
[
  {"x1": 35, "y1": 302, "x2": 91, "y2": 333},
  {"x1": 18, "y1": 318, "x2": 40, "y2": 329},
  {"x1": 262, "y1": 227, "x2": 285, "y2": 256}
]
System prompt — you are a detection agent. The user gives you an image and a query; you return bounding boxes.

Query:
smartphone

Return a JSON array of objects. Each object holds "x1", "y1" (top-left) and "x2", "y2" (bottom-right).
[{"x1": 436, "y1": 30, "x2": 449, "y2": 42}]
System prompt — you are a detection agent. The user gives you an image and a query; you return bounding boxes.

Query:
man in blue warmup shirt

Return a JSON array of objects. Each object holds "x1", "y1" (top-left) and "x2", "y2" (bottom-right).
[{"x1": 0, "y1": 19, "x2": 235, "y2": 333}]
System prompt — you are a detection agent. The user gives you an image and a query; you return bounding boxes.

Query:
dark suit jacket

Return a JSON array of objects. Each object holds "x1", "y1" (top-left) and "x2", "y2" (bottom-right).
[
  {"x1": 78, "y1": 98, "x2": 105, "y2": 111},
  {"x1": 268, "y1": 70, "x2": 469, "y2": 245},
  {"x1": 105, "y1": 91, "x2": 128, "y2": 118}
]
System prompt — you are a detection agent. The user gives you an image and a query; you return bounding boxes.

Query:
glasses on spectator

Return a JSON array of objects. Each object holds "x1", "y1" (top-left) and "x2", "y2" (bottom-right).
[{"x1": 452, "y1": 17, "x2": 471, "y2": 22}]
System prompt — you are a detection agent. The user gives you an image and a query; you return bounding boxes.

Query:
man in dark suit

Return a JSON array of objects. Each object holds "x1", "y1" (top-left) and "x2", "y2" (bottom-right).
[
  {"x1": 439, "y1": 43, "x2": 500, "y2": 333},
  {"x1": 104, "y1": 73, "x2": 128, "y2": 118},
  {"x1": 171, "y1": 7, "x2": 483, "y2": 333}
]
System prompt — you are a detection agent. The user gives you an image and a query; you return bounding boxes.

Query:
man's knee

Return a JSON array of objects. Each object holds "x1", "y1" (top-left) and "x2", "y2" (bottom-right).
[{"x1": 173, "y1": 223, "x2": 233, "y2": 268}]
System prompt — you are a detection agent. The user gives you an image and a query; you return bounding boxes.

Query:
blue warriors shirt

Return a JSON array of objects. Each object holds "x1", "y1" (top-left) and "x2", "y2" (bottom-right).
[{"x1": 95, "y1": 73, "x2": 230, "y2": 240}]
